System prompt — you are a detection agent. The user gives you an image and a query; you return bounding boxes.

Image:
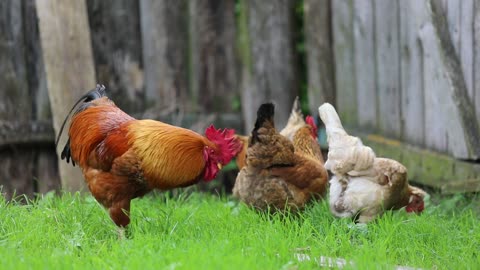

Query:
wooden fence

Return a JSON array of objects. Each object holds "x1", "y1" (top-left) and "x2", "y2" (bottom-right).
[
  {"x1": 1, "y1": 0, "x2": 479, "y2": 197},
  {"x1": 332, "y1": 0, "x2": 480, "y2": 160},
  {"x1": 332, "y1": 0, "x2": 480, "y2": 192},
  {"x1": 1, "y1": 0, "x2": 330, "y2": 198}
]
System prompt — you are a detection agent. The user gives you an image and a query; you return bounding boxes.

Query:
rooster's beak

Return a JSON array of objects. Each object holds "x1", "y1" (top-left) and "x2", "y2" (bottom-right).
[{"x1": 217, "y1": 163, "x2": 223, "y2": 170}]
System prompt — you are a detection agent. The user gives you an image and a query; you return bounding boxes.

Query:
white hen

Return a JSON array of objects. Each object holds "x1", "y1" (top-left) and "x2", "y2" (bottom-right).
[{"x1": 319, "y1": 103, "x2": 427, "y2": 223}]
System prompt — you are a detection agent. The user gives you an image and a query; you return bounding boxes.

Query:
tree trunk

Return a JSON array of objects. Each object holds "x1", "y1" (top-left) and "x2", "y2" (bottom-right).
[{"x1": 36, "y1": 0, "x2": 96, "y2": 192}]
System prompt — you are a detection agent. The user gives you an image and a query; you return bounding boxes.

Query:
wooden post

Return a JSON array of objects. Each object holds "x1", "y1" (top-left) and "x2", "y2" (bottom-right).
[
  {"x1": 36, "y1": 0, "x2": 96, "y2": 192},
  {"x1": 23, "y1": 0, "x2": 60, "y2": 193}
]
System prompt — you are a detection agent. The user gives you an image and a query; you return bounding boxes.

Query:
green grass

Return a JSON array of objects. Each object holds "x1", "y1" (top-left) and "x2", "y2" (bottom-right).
[{"x1": 0, "y1": 190, "x2": 479, "y2": 270}]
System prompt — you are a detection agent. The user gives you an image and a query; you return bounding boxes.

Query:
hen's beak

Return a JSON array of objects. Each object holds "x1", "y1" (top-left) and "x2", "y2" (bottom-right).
[{"x1": 217, "y1": 163, "x2": 223, "y2": 170}]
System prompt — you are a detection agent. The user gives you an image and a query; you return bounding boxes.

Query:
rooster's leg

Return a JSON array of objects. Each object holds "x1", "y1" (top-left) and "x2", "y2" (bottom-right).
[{"x1": 108, "y1": 199, "x2": 130, "y2": 238}]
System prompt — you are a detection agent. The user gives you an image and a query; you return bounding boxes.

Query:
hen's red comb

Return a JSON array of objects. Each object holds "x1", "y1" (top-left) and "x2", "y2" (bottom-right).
[{"x1": 305, "y1": 116, "x2": 318, "y2": 139}]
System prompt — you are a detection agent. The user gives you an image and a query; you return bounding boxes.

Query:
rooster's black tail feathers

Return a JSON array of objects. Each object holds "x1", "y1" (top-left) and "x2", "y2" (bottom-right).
[{"x1": 55, "y1": 84, "x2": 107, "y2": 165}]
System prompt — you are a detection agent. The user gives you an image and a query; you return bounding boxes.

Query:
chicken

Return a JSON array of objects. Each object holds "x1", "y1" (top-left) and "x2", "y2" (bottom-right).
[
  {"x1": 232, "y1": 103, "x2": 328, "y2": 212},
  {"x1": 318, "y1": 103, "x2": 427, "y2": 223},
  {"x1": 235, "y1": 96, "x2": 309, "y2": 170},
  {"x1": 56, "y1": 85, "x2": 242, "y2": 228},
  {"x1": 280, "y1": 96, "x2": 305, "y2": 141}
]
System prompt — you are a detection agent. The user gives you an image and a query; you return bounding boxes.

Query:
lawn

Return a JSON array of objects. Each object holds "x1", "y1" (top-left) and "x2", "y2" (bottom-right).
[{"x1": 0, "y1": 189, "x2": 479, "y2": 270}]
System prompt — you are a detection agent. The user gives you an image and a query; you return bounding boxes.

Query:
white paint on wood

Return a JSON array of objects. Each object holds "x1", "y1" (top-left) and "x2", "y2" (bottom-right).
[
  {"x1": 375, "y1": 0, "x2": 402, "y2": 137},
  {"x1": 399, "y1": 0, "x2": 429, "y2": 146},
  {"x1": 36, "y1": 0, "x2": 95, "y2": 191},
  {"x1": 332, "y1": 0, "x2": 357, "y2": 126},
  {"x1": 353, "y1": 0, "x2": 376, "y2": 128}
]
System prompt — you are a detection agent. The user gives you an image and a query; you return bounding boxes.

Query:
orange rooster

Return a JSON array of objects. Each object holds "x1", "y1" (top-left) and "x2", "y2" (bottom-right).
[{"x1": 56, "y1": 85, "x2": 242, "y2": 228}]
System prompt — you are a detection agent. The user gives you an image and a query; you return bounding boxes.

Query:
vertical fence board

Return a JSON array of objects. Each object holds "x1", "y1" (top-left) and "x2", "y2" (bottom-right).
[
  {"x1": 189, "y1": 0, "x2": 238, "y2": 113},
  {"x1": 240, "y1": 0, "x2": 297, "y2": 132},
  {"x1": 446, "y1": 0, "x2": 461, "y2": 53},
  {"x1": 304, "y1": 0, "x2": 335, "y2": 113},
  {"x1": 353, "y1": 0, "x2": 376, "y2": 128},
  {"x1": 375, "y1": 0, "x2": 402, "y2": 138},
  {"x1": 87, "y1": 0, "x2": 145, "y2": 114},
  {"x1": 399, "y1": 0, "x2": 428, "y2": 146},
  {"x1": 460, "y1": 0, "x2": 474, "y2": 99},
  {"x1": 475, "y1": 0, "x2": 480, "y2": 125},
  {"x1": 420, "y1": 0, "x2": 480, "y2": 159},
  {"x1": 36, "y1": 0, "x2": 95, "y2": 191},
  {"x1": 0, "y1": 1, "x2": 36, "y2": 198},
  {"x1": 23, "y1": 0, "x2": 59, "y2": 193},
  {"x1": 140, "y1": 0, "x2": 189, "y2": 112},
  {"x1": 331, "y1": 0, "x2": 357, "y2": 127}
]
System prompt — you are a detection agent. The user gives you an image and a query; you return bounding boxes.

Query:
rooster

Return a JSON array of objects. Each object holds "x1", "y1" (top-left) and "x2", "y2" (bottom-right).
[
  {"x1": 56, "y1": 85, "x2": 242, "y2": 228},
  {"x1": 318, "y1": 103, "x2": 426, "y2": 223},
  {"x1": 232, "y1": 103, "x2": 328, "y2": 212}
]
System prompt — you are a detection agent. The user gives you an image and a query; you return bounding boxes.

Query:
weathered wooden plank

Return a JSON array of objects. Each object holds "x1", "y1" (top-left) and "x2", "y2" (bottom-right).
[
  {"x1": 189, "y1": 0, "x2": 239, "y2": 113},
  {"x1": 444, "y1": 0, "x2": 474, "y2": 99},
  {"x1": 139, "y1": 0, "x2": 189, "y2": 112},
  {"x1": 0, "y1": 1, "x2": 36, "y2": 198},
  {"x1": 331, "y1": 0, "x2": 357, "y2": 127},
  {"x1": 36, "y1": 0, "x2": 95, "y2": 191},
  {"x1": 352, "y1": 0, "x2": 376, "y2": 129},
  {"x1": 419, "y1": 0, "x2": 480, "y2": 159},
  {"x1": 0, "y1": 1, "x2": 30, "y2": 122},
  {"x1": 375, "y1": 0, "x2": 402, "y2": 138},
  {"x1": 399, "y1": 0, "x2": 428, "y2": 146},
  {"x1": 304, "y1": 0, "x2": 335, "y2": 113},
  {"x1": 0, "y1": 121, "x2": 53, "y2": 147},
  {"x1": 446, "y1": 0, "x2": 461, "y2": 54},
  {"x1": 23, "y1": 0, "x2": 60, "y2": 194},
  {"x1": 0, "y1": 148, "x2": 36, "y2": 200},
  {"x1": 474, "y1": 0, "x2": 480, "y2": 126},
  {"x1": 87, "y1": 0, "x2": 145, "y2": 114},
  {"x1": 240, "y1": 0, "x2": 297, "y2": 131},
  {"x1": 460, "y1": 0, "x2": 475, "y2": 99}
]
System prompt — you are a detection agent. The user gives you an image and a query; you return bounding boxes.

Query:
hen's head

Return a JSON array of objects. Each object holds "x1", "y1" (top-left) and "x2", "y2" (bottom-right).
[
  {"x1": 203, "y1": 125, "x2": 243, "y2": 181},
  {"x1": 305, "y1": 115, "x2": 318, "y2": 139},
  {"x1": 406, "y1": 186, "x2": 427, "y2": 213}
]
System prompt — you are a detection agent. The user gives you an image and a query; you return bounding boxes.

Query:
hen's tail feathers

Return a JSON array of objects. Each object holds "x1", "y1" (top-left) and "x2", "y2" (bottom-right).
[
  {"x1": 251, "y1": 103, "x2": 275, "y2": 145},
  {"x1": 318, "y1": 103, "x2": 347, "y2": 136},
  {"x1": 290, "y1": 96, "x2": 302, "y2": 120},
  {"x1": 55, "y1": 84, "x2": 107, "y2": 165}
]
